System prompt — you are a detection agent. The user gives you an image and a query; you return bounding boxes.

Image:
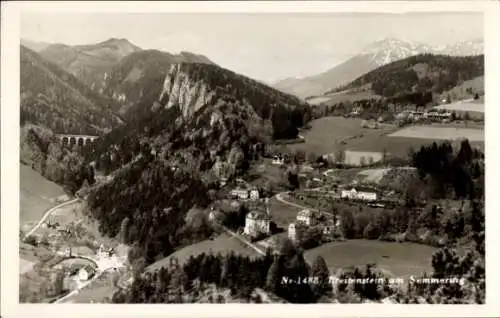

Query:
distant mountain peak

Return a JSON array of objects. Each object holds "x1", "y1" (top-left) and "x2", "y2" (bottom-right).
[
  {"x1": 90, "y1": 37, "x2": 142, "y2": 52},
  {"x1": 273, "y1": 37, "x2": 483, "y2": 99}
]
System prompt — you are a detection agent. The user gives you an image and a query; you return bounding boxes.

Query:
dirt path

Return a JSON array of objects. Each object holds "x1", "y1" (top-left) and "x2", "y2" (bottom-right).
[{"x1": 22, "y1": 198, "x2": 80, "y2": 241}]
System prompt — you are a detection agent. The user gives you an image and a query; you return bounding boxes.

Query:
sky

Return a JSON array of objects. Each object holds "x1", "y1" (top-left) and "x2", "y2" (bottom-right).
[{"x1": 21, "y1": 12, "x2": 483, "y2": 84}]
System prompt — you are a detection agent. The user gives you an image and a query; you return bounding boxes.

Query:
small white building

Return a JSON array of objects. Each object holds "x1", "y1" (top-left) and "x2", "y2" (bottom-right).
[
  {"x1": 218, "y1": 177, "x2": 228, "y2": 187},
  {"x1": 244, "y1": 210, "x2": 271, "y2": 238},
  {"x1": 98, "y1": 244, "x2": 105, "y2": 257},
  {"x1": 288, "y1": 223, "x2": 297, "y2": 241},
  {"x1": 341, "y1": 187, "x2": 377, "y2": 202},
  {"x1": 78, "y1": 265, "x2": 96, "y2": 281},
  {"x1": 288, "y1": 222, "x2": 306, "y2": 242},
  {"x1": 249, "y1": 188, "x2": 260, "y2": 200},
  {"x1": 296, "y1": 209, "x2": 316, "y2": 226},
  {"x1": 231, "y1": 188, "x2": 249, "y2": 200},
  {"x1": 272, "y1": 155, "x2": 284, "y2": 165}
]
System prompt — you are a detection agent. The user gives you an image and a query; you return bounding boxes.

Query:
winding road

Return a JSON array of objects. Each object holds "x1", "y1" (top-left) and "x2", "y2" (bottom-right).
[
  {"x1": 22, "y1": 197, "x2": 126, "y2": 303},
  {"x1": 275, "y1": 190, "x2": 338, "y2": 218},
  {"x1": 22, "y1": 198, "x2": 80, "y2": 242}
]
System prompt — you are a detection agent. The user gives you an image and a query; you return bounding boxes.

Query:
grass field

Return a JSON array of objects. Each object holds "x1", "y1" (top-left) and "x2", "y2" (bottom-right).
[
  {"x1": 434, "y1": 101, "x2": 484, "y2": 114},
  {"x1": 287, "y1": 116, "x2": 485, "y2": 160},
  {"x1": 146, "y1": 233, "x2": 262, "y2": 273},
  {"x1": 287, "y1": 117, "x2": 393, "y2": 156},
  {"x1": 20, "y1": 164, "x2": 66, "y2": 229},
  {"x1": 388, "y1": 126, "x2": 484, "y2": 142},
  {"x1": 20, "y1": 258, "x2": 36, "y2": 275},
  {"x1": 63, "y1": 271, "x2": 120, "y2": 303},
  {"x1": 304, "y1": 239, "x2": 437, "y2": 279},
  {"x1": 268, "y1": 196, "x2": 302, "y2": 228},
  {"x1": 357, "y1": 168, "x2": 391, "y2": 183},
  {"x1": 307, "y1": 90, "x2": 382, "y2": 106},
  {"x1": 343, "y1": 150, "x2": 383, "y2": 166}
]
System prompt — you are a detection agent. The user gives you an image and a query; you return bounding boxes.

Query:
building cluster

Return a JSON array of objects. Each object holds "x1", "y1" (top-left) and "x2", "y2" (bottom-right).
[
  {"x1": 243, "y1": 199, "x2": 272, "y2": 240},
  {"x1": 230, "y1": 186, "x2": 260, "y2": 201},
  {"x1": 272, "y1": 154, "x2": 285, "y2": 165},
  {"x1": 288, "y1": 208, "x2": 340, "y2": 243},
  {"x1": 396, "y1": 110, "x2": 453, "y2": 123},
  {"x1": 340, "y1": 186, "x2": 378, "y2": 202}
]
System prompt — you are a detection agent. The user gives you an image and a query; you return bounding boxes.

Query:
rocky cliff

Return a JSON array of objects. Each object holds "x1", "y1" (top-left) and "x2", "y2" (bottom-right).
[{"x1": 159, "y1": 64, "x2": 216, "y2": 119}]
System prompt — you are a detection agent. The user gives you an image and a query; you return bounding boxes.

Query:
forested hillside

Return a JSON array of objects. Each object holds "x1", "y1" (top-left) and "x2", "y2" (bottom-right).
[
  {"x1": 102, "y1": 50, "x2": 214, "y2": 118},
  {"x1": 20, "y1": 45, "x2": 122, "y2": 135},
  {"x1": 342, "y1": 54, "x2": 484, "y2": 98},
  {"x1": 38, "y1": 38, "x2": 142, "y2": 92},
  {"x1": 77, "y1": 61, "x2": 312, "y2": 267}
]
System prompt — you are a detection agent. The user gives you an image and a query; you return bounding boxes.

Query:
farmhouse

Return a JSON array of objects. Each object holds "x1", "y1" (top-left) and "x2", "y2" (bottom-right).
[
  {"x1": 341, "y1": 186, "x2": 378, "y2": 202},
  {"x1": 231, "y1": 187, "x2": 249, "y2": 200},
  {"x1": 288, "y1": 222, "x2": 307, "y2": 242},
  {"x1": 272, "y1": 154, "x2": 285, "y2": 165},
  {"x1": 243, "y1": 210, "x2": 271, "y2": 239},
  {"x1": 249, "y1": 188, "x2": 260, "y2": 200},
  {"x1": 78, "y1": 265, "x2": 96, "y2": 281},
  {"x1": 296, "y1": 209, "x2": 316, "y2": 226}
]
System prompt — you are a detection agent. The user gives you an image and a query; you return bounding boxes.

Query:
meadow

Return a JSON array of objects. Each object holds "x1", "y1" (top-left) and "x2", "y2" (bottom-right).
[
  {"x1": 20, "y1": 164, "x2": 66, "y2": 229},
  {"x1": 388, "y1": 126, "x2": 484, "y2": 142},
  {"x1": 304, "y1": 239, "x2": 437, "y2": 280},
  {"x1": 146, "y1": 233, "x2": 261, "y2": 273},
  {"x1": 434, "y1": 101, "x2": 484, "y2": 114},
  {"x1": 267, "y1": 196, "x2": 303, "y2": 228},
  {"x1": 307, "y1": 89, "x2": 382, "y2": 106},
  {"x1": 287, "y1": 117, "x2": 391, "y2": 156}
]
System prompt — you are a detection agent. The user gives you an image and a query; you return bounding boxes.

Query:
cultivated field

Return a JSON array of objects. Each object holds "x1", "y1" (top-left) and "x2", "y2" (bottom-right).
[
  {"x1": 434, "y1": 101, "x2": 484, "y2": 114},
  {"x1": 146, "y1": 233, "x2": 262, "y2": 273},
  {"x1": 357, "y1": 168, "x2": 391, "y2": 183},
  {"x1": 268, "y1": 196, "x2": 302, "y2": 228},
  {"x1": 20, "y1": 164, "x2": 66, "y2": 228},
  {"x1": 62, "y1": 270, "x2": 123, "y2": 303},
  {"x1": 304, "y1": 239, "x2": 437, "y2": 279},
  {"x1": 20, "y1": 258, "x2": 36, "y2": 275},
  {"x1": 307, "y1": 90, "x2": 382, "y2": 106},
  {"x1": 343, "y1": 150, "x2": 383, "y2": 166},
  {"x1": 287, "y1": 117, "x2": 393, "y2": 156},
  {"x1": 388, "y1": 126, "x2": 484, "y2": 142}
]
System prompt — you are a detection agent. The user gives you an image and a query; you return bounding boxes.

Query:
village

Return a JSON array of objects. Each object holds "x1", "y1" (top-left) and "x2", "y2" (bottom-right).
[{"x1": 208, "y1": 153, "x2": 403, "y2": 253}]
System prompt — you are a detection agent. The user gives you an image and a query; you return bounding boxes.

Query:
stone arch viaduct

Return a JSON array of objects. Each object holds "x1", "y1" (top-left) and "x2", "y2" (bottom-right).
[{"x1": 55, "y1": 134, "x2": 99, "y2": 147}]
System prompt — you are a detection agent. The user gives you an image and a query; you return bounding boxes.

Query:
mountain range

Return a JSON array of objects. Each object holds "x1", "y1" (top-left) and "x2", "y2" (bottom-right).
[
  {"x1": 273, "y1": 37, "x2": 484, "y2": 99},
  {"x1": 27, "y1": 38, "x2": 142, "y2": 93},
  {"x1": 20, "y1": 45, "x2": 123, "y2": 135}
]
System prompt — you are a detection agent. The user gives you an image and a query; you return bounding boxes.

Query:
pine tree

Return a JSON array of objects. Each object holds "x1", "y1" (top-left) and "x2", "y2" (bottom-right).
[
  {"x1": 310, "y1": 255, "x2": 331, "y2": 297},
  {"x1": 265, "y1": 256, "x2": 281, "y2": 293}
]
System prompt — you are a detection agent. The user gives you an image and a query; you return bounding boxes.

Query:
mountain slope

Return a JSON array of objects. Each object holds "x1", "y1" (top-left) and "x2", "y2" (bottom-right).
[
  {"x1": 80, "y1": 61, "x2": 312, "y2": 265},
  {"x1": 342, "y1": 53, "x2": 484, "y2": 98},
  {"x1": 101, "y1": 49, "x2": 214, "y2": 117},
  {"x1": 273, "y1": 38, "x2": 484, "y2": 99},
  {"x1": 20, "y1": 38, "x2": 51, "y2": 52},
  {"x1": 20, "y1": 45, "x2": 122, "y2": 134},
  {"x1": 38, "y1": 38, "x2": 142, "y2": 92}
]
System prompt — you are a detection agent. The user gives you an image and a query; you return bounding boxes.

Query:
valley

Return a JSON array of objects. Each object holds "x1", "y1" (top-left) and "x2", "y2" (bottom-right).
[{"x1": 18, "y1": 27, "x2": 485, "y2": 305}]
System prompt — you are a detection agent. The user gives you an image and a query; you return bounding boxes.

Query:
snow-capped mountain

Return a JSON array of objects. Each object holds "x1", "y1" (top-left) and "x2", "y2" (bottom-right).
[
  {"x1": 273, "y1": 37, "x2": 484, "y2": 99},
  {"x1": 436, "y1": 38, "x2": 484, "y2": 56},
  {"x1": 360, "y1": 37, "x2": 435, "y2": 66}
]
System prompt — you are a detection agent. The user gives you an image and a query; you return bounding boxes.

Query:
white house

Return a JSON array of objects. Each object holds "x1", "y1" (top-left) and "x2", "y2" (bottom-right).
[
  {"x1": 231, "y1": 188, "x2": 249, "y2": 200},
  {"x1": 272, "y1": 155, "x2": 284, "y2": 165},
  {"x1": 78, "y1": 265, "x2": 96, "y2": 281},
  {"x1": 341, "y1": 187, "x2": 377, "y2": 202},
  {"x1": 219, "y1": 177, "x2": 228, "y2": 187},
  {"x1": 244, "y1": 210, "x2": 271, "y2": 238},
  {"x1": 288, "y1": 223, "x2": 297, "y2": 241},
  {"x1": 288, "y1": 222, "x2": 307, "y2": 242},
  {"x1": 249, "y1": 188, "x2": 260, "y2": 200},
  {"x1": 296, "y1": 209, "x2": 316, "y2": 226}
]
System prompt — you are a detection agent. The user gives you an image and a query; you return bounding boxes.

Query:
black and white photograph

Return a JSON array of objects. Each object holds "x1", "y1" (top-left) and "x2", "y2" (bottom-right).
[{"x1": 2, "y1": 1, "x2": 500, "y2": 317}]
